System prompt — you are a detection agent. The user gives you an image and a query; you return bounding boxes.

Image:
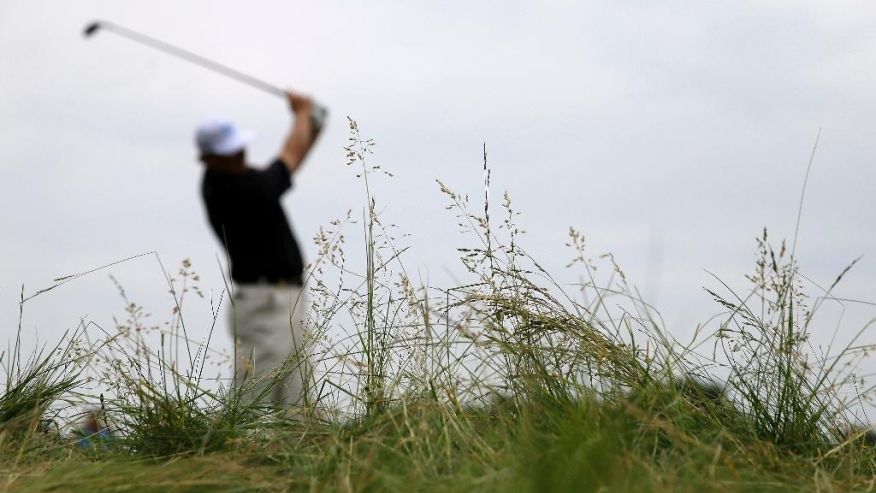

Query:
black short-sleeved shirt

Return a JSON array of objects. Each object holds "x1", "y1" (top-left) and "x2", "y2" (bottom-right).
[{"x1": 202, "y1": 159, "x2": 304, "y2": 284}]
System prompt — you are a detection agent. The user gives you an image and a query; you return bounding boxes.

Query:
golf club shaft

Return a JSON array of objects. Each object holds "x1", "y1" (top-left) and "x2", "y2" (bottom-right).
[{"x1": 93, "y1": 20, "x2": 286, "y2": 98}]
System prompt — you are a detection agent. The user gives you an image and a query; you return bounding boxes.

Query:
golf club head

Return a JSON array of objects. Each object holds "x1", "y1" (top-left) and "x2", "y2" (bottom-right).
[{"x1": 83, "y1": 21, "x2": 102, "y2": 38}]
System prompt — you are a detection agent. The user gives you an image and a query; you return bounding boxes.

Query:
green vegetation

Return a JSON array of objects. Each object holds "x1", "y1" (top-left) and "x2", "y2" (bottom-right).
[{"x1": 3, "y1": 123, "x2": 875, "y2": 492}]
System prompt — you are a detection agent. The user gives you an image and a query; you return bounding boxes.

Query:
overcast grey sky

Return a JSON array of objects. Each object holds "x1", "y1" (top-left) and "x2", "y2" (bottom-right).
[{"x1": 2, "y1": 1, "x2": 875, "y2": 376}]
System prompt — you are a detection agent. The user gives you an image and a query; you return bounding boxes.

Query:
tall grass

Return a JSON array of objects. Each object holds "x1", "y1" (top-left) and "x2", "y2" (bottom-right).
[
  {"x1": 3, "y1": 120, "x2": 876, "y2": 492},
  {"x1": 1, "y1": 295, "x2": 91, "y2": 441}
]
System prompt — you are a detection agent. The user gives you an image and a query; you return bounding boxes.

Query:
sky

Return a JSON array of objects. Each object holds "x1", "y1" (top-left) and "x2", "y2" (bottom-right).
[{"x1": 2, "y1": 1, "x2": 875, "y2": 390}]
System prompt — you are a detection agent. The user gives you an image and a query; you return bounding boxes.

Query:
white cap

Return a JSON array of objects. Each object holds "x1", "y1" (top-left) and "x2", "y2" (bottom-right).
[{"x1": 195, "y1": 117, "x2": 254, "y2": 156}]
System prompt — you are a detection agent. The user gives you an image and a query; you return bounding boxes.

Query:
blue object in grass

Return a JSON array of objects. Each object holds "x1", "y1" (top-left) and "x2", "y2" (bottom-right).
[{"x1": 76, "y1": 426, "x2": 113, "y2": 448}]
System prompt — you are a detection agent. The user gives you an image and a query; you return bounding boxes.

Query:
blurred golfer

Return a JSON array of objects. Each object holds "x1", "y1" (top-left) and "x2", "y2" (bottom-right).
[{"x1": 197, "y1": 91, "x2": 324, "y2": 409}]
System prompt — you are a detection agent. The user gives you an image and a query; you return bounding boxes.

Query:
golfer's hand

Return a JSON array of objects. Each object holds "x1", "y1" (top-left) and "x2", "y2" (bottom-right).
[{"x1": 287, "y1": 91, "x2": 313, "y2": 116}]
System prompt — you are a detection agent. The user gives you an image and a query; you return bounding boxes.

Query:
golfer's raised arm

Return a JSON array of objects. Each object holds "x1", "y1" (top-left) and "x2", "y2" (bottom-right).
[{"x1": 279, "y1": 91, "x2": 315, "y2": 174}]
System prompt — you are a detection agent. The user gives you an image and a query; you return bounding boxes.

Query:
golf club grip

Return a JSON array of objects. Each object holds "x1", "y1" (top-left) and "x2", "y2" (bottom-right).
[{"x1": 95, "y1": 21, "x2": 286, "y2": 98}]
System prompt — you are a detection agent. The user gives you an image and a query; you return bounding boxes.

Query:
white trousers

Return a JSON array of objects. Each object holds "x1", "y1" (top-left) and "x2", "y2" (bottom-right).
[{"x1": 229, "y1": 284, "x2": 312, "y2": 408}]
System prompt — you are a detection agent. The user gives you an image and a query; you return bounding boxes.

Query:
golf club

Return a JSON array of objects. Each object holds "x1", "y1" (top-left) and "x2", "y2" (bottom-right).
[{"x1": 83, "y1": 19, "x2": 327, "y2": 127}]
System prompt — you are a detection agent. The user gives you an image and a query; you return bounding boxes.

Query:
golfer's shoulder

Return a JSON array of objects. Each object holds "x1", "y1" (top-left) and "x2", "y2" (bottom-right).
[
  {"x1": 265, "y1": 158, "x2": 292, "y2": 177},
  {"x1": 243, "y1": 160, "x2": 293, "y2": 196},
  {"x1": 260, "y1": 158, "x2": 294, "y2": 185}
]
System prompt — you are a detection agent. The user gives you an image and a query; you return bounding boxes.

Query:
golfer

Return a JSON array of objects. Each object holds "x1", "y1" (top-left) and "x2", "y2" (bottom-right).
[{"x1": 197, "y1": 91, "x2": 323, "y2": 409}]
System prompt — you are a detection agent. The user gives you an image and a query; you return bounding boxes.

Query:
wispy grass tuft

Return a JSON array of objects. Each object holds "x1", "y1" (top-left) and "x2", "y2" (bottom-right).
[
  {"x1": 1, "y1": 299, "x2": 91, "y2": 442},
  {"x1": 707, "y1": 230, "x2": 864, "y2": 452}
]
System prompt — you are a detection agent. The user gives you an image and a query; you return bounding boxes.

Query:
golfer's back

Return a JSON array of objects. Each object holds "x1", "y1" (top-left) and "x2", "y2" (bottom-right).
[{"x1": 202, "y1": 160, "x2": 305, "y2": 285}]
